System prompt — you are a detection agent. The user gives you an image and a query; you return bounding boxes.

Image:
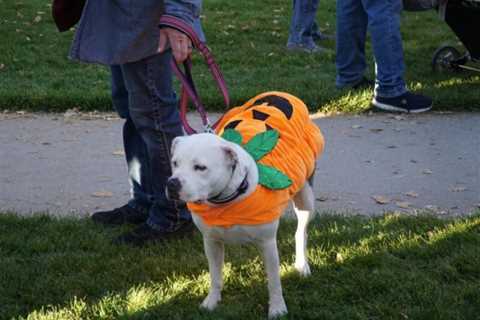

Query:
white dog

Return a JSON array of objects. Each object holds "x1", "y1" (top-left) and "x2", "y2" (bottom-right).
[{"x1": 167, "y1": 92, "x2": 324, "y2": 318}]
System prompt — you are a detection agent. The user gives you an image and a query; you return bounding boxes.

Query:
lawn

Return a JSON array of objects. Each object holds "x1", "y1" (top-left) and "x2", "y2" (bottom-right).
[
  {"x1": 0, "y1": 0, "x2": 479, "y2": 113},
  {"x1": 1, "y1": 212, "x2": 479, "y2": 320}
]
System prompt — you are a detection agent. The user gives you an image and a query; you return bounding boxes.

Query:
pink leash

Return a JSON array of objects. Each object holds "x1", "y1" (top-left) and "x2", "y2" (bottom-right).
[{"x1": 159, "y1": 15, "x2": 230, "y2": 134}]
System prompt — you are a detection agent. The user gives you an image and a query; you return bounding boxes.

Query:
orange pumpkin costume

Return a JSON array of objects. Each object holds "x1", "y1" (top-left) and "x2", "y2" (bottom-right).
[{"x1": 188, "y1": 92, "x2": 325, "y2": 227}]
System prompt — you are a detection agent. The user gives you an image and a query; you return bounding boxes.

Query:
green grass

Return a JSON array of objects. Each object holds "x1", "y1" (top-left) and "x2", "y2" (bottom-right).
[
  {"x1": 1, "y1": 212, "x2": 479, "y2": 320},
  {"x1": 0, "y1": 0, "x2": 479, "y2": 112}
]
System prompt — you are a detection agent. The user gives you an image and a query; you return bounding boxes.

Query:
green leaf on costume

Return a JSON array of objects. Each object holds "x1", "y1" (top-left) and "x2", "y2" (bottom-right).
[
  {"x1": 257, "y1": 163, "x2": 292, "y2": 190},
  {"x1": 221, "y1": 129, "x2": 243, "y2": 146},
  {"x1": 221, "y1": 129, "x2": 290, "y2": 190},
  {"x1": 244, "y1": 130, "x2": 279, "y2": 161}
]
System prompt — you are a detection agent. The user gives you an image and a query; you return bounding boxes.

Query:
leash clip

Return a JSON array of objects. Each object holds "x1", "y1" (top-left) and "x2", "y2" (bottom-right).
[{"x1": 204, "y1": 121, "x2": 215, "y2": 134}]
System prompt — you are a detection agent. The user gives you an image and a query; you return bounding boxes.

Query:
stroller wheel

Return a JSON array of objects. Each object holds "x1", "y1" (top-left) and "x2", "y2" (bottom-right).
[{"x1": 432, "y1": 46, "x2": 461, "y2": 72}]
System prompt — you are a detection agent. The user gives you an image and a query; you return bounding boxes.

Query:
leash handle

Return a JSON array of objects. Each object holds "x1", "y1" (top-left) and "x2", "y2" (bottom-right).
[{"x1": 159, "y1": 15, "x2": 229, "y2": 134}]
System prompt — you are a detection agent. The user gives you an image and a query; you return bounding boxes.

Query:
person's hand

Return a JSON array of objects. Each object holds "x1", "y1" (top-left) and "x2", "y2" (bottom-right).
[{"x1": 158, "y1": 27, "x2": 193, "y2": 63}]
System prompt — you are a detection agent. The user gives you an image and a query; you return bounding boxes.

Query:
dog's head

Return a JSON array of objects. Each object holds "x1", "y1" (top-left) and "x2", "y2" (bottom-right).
[{"x1": 167, "y1": 133, "x2": 239, "y2": 203}]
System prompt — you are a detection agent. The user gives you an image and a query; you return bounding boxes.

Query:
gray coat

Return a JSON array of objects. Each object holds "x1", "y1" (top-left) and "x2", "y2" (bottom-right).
[{"x1": 70, "y1": 0, "x2": 204, "y2": 65}]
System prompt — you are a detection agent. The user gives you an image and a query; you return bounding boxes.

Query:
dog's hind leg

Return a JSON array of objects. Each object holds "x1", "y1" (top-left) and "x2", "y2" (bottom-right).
[
  {"x1": 292, "y1": 182, "x2": 315, "y2": 277},
  {"x1": 200, "y1": 238, "x2": 224, "y2": 311}
]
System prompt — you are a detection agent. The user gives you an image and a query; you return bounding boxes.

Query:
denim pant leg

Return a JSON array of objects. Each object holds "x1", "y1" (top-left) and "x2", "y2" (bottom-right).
[
  {"x1": 110, "y1": 65, "x2": 152, "y2": 214},
  {"x1": 119, "y1": 51, "x2": 191, "y2": 232},
  {"x1": 311, "y1": 20, "x2": 320, "y2": 37},
  {"x1": 288, "y1": 0, "x2": 320, "y2": 47},
  {"x1": 362, "y1": 0, "x2": 407, "y2": 97},
  {"x1": 335, "y1": 0, "x2": 368, "y2": 88}
]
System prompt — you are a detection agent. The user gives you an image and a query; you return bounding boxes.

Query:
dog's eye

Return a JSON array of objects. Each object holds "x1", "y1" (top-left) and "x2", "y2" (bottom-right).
[
  {"x1": 172, "y1": 160, "x2": 178, "y2": 168},
  {"x1": 194, "y1": 164, "x2": 207, "y2": 171}
]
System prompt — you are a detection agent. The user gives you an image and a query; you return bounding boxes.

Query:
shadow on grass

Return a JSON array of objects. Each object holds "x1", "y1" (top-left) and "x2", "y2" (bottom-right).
[{"x1": 0, "y1": 213, "x2": 478, "y2": 319}]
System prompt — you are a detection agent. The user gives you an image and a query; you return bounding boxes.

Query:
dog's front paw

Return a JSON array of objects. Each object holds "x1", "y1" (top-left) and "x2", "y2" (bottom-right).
[
  {"x1": 200, "y1": 291, "x2": 221, "y2": 311},
  {"x1": 294, "y1": 261, "x2": 311, "y2": 277},
  {"x1": 268, "y1": 297, "x2": 287, "y2": 319}
]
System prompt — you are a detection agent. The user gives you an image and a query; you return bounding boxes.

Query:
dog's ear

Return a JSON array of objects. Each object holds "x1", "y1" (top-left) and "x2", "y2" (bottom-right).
[
  {"x1": 221, "y1": 145, "x2": 239, "y2": 168},
  {"x1": 171, "y1": 136, "x2": 183, "y2": 154}
]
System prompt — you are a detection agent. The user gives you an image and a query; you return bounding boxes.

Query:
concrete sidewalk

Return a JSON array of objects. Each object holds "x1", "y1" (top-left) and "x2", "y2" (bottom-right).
[{"x1": 0, "y1": 111, "x2": 479, "y2": 217}]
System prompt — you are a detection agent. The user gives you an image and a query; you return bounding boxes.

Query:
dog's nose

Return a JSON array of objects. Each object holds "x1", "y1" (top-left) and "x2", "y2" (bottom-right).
[{"x1": 167, "y1": 177, "x2": 182, "y2": 194}]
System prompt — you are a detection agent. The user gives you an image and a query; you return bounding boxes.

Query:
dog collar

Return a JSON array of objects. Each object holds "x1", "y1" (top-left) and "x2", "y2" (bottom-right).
[{"x1": 207, "y1": 172, "x2": 249, "y2": 205}]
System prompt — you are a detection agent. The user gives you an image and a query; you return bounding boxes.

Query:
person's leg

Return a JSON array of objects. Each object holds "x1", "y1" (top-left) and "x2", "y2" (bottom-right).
[
  {"x1": 310, "y1": 20, "x2": 321, "y2": 40},
  {"x1": 335, "y1": 0, "x2": 369, "y2": 88},
  {"x1": 311, "y1": 20, "x2": 334, "y2": 41},
  {"x1": 300, "y1": 0, "x2": 320, "y2": 45},
  {"x1": 118, "y1": 51, "x2": 192, "y2": 244},
  {"x1": 364, "y1": 0, "x2": 432, "y2": 112},
  {"x1": 287, "y1": 0, "x2": 321, "y2": 51},
  {"x1": 91, "y1": 65, "x2": 151, "y2": 225},
  {"x1": 362, "y1": 0, "x2": 406, "y2": 98},
  {"x1": 111, "y1": 65, "x2": 153, "y2": 213}
]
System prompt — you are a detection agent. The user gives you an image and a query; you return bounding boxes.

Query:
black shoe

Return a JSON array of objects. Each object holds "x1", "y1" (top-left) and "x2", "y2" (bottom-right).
[
  {"x1": 372, "y1": 91, "x2": 433, "y2": 113},
  {"x1": 286, "y1": 42, "x2": 328, "y2": 54},
  {"x1": 313, "y1": 32, "x2": 335, "y2": 41},
  {"x1": 337, "y1": 76, "x2": 374, "y2": 90},
  {"x1": 113, "y1": 221, "x2": 195, "y2": 247},
  {"x1": 91, "y1": 204, "x2": 149, "y2": 226},
  {"x1": 351, "y1": 77, "x2": 375, "y2": 90}
]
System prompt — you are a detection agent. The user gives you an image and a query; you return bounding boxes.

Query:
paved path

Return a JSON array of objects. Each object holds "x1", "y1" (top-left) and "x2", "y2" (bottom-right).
[{"x1": 1, "y1": 111, "x2": 479, "y2": 217}]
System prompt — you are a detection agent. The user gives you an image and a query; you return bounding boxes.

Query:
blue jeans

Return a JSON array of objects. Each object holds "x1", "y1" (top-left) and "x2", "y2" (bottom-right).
[
  {"x1": 111, "y1": 65, "x2": 152, "y2": 216},
  {"x1": 288, "y1": 0, "x2": 320, "y2": 47},
  {"x1": 110, "y1": 51, "x2": 191, "y2": 232},
  {"x1": 335, "y1": 0, "x2": 407, "y2": 98}
]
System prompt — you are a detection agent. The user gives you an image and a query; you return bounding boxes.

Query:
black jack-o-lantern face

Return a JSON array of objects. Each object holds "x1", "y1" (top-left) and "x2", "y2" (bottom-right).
[{"x1": 223, "y1": 94, "x2": 294, "y2": 133}]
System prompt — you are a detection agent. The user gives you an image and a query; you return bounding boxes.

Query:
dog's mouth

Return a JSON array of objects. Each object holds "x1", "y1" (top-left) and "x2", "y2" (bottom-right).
[
  {"x1": 169, "y1": 192, "x2": 206, "y2": 205},
  {"x1": 165, "y1": 188, "x2": 179, "y2": 201},
  {"x1": 166, "y1": 185, "x2": 209, "y2": 204}
]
